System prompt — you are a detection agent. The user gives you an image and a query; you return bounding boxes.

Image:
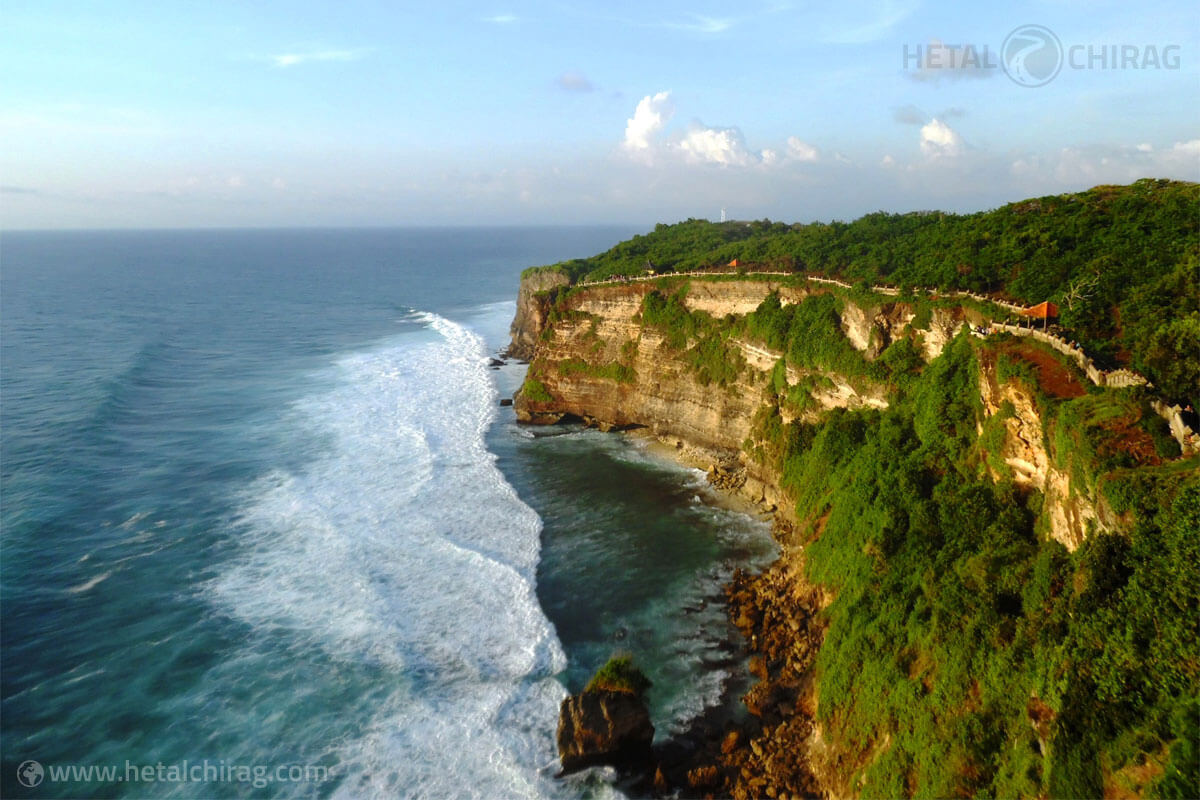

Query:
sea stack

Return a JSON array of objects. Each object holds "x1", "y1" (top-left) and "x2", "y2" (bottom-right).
[{"x1": 556, "y1": 655, "x2": 654, "y2": 774}]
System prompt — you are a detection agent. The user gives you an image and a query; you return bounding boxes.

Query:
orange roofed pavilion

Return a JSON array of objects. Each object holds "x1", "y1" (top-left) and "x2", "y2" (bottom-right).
[{"x1": 1021, "y1": 301, "x2": 1059, "y2": 320}]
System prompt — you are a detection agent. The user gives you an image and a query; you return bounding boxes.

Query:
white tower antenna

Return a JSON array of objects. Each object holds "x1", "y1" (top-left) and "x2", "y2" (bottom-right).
[{"x1": 720, "y1": 207, "x2": 727, "y2": 223}]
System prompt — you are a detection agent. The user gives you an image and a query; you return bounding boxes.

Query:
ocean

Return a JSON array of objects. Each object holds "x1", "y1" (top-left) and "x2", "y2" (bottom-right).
[{"x1": 0, "y1": 228, "x2": 776, "y2": 799}]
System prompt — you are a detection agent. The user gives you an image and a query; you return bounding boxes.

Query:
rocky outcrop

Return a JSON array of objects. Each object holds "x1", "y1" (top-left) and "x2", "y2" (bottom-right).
[
  {"x1": 511, "y1": 280, "x2": 890, "y2": 518},
  {"x1": 507, "y1": 269, "x2": 570, "y2": 360},
  {"x1": 977, "y1": 351, "x2": 1106, "y2": 549},
  {"x1": 510, "y1": 271, "x2": 1144, "y2": 549},
  {"x1": 557, "y1": 690, "x2": 654, "y2": 774},
  {"x1": 920, "y1": 305, "x2": 969, "y2": 361},
  {"x1": 515, "y1": 283, "x2": 764, "y2": 455}
]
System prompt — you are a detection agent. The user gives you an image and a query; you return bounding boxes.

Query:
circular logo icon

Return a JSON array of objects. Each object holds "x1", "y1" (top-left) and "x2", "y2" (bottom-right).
[
  {"x1": 1002, "y1": 24, "x2": 1063, "y2": 87},
  {"x1": 17, "y1": 760, "x2": 44, "y2": 788}
]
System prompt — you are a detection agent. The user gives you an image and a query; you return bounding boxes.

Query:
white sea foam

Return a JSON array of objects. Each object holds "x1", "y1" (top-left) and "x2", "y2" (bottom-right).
[
  {"x1": 209, "y1": 311, "x2": 572, "y2": 799},
  {"x1": 66, "y1": 570, "x2": 111, "y2": 593}
]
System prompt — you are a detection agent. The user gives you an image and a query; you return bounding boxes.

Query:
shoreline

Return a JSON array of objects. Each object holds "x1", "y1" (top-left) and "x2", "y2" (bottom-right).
[
  {"x1": 624, "y1": 429, "x2": 774, "y2": 521},
  {"x1": 615, "y1": 427, "x2": 825, "y2": 799},
  {"x1": 494, "y1": 350, "x2": 821, "y2": 798}
]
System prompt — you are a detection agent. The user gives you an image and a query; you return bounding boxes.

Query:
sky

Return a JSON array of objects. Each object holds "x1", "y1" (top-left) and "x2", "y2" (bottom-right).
[{"x1": 1, "y1": 0, "x2": 1198, "y2": 229}]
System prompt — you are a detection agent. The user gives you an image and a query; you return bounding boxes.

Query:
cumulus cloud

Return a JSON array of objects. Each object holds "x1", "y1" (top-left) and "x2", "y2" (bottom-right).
[
  {"x1": 556, "y1": 71, "x2": 595, "y2": 92},
  {"x1": 680, "y1": 125, "x2": 755, "y2": 166},
  {"x1": 620, "y1": 92, "x2": 823, "y2": 170},
  {"x1": 786, "y1": 137, "x2": 819, "y2": 162},
  {"x1": 623, "y1": 91, "x2": 674, "y2": 152},
  {"x1": 919, "y1": 118, "x2": 964, "y2": 158},
  {"x1": 482, "y1": 14, "x2": 517, "y2": 24}
]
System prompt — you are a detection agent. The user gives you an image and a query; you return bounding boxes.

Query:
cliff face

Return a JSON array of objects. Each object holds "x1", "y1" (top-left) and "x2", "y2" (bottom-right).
[
  {"x1": 512, "y1": 280, "x2": 893, "y2": 517},
  {"x1": 508, "y1": 272, "x2": 1192, "y2": 798},
  {"x1": 977, "y1": 352, "x2": 1108, "y2": 550},
  {"x1": 516, "y1": 282, "x2": 769, "y2": 443},
  {"x1": 507, "y1": 269, "x2": 570, "y2": 360},
  {"x1": 511, "y1": 273, "x2": 1114, "y2": 546}
]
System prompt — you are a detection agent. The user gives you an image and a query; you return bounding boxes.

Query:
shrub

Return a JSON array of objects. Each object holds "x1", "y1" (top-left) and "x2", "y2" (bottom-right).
[
  {"x1": 585, "y1": 654, "x2": 652, "y2": 698},
  {"x1": 520, "y1": 377, "x2": 553, "y2": 403}
]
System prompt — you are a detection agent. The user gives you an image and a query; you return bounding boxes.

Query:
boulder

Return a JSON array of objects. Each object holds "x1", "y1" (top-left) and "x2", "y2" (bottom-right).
[{"x1": 556, "y1": 689, "x2": 654, "y2": 774}]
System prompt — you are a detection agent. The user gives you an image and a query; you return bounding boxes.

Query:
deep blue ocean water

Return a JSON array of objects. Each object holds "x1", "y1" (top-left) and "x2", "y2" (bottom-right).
[{"x1": 1, "y1": 229, "x2": 775, "y2": 799}]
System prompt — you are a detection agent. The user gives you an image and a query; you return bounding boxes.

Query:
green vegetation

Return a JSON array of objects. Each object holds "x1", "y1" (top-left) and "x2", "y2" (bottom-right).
[
  {"x1": 528, "y1": 180, "x2": 1199, "y2": 406},
  {"x1": 585, "y1": 654, "x2": 652, "y2": 698},
  {"x1": 638, "y1": 288, "x2": 746, "y2": 388},
  {"x1": 523, "y1": 179, "x2": 1199, "y2": 799},
  {"x1": 555, "y1": 357, "x2": 635, "y2": 383},
  {"x1": 741, "y1": 329, "x2": 1200, "y2": 799},
  {"x1": 519, "y1": 377, "x2": 554, "y2": 403},
  {"x1": 745, "y1": 292, "x2": 873, "y2": 378}
]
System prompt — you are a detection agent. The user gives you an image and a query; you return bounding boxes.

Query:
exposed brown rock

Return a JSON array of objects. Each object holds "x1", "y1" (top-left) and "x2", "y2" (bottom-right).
[
  {"x1": 507, "y1": 269, "x2": 569, "y2": 360},
  {"x1": 557, "y1": 689, "x2": 654, "y2": 774}
]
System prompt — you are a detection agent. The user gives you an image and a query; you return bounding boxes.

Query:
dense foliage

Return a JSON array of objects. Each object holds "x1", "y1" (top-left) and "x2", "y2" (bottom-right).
[
  {"x1": 741, "y1": 324, "x2": 1200, "y2": 799},
  {"x1": 585, "y1": 654, "x2": 652, "y2": 697},
  {"x1": 530, "y1": 180, "x2": 1199, "y2": 405},
  {"x1": 523, "y1": 180, "x2": 1199, "y2": 797}
]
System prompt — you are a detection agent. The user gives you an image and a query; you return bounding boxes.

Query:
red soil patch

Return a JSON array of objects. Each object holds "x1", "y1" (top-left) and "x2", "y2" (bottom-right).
[
  {"x1": 998, "y1": 341, "x2": 1088, "y2": 399},
  {"x1": 1096, "y1": 415, "x2": 1162, "y2": 467}
]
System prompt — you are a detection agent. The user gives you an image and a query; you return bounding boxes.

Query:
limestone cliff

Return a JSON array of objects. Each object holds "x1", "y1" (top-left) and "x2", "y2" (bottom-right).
[
  {"x1": 977, "y1": 351, "x2": 1109, "y2": 550},
  {"x1": 507, "y1": 268, "x2": 570, "y2": 360},
  {"x1": 508, "y1": 271, "x2": 1191, "y2": 799},
  {"x1": 510, "y1": 272, "x2": 1127, "y2": 545},
  {"x1": 511, "y1": 279, "x2": 891, "y2": 518}
]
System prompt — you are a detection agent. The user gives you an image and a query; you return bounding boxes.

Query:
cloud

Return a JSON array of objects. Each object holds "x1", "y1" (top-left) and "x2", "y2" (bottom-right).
[
  {"x1": 269, "y1": 48, "x2": 371, "y2": 68},
  {"x1": 623, "y1": 91, "x2": 674, "y2": 152},
  {"x1": 666, "y1": 15, "x2": 734, "y2": 34},
  {"x1": 0, "y1": 185, "x2": 42, "y2": 195},
  {"x1": 906, "y1": 40, "x2": 999, "y2": 83},
  {"x1": 1011, "y1": 138, "x2": 1200, "y2": 185},
  {"x1": 556, "y1": 71, "x2": 595, "y2": 93},
  {"x1": 483, "y1": 14, "x2": 517, "y2": 24},
  {"x1": 620, "y1": 92, "x2": 821, "y2": 170},
  {"x1": 919, "y1": 118, "x2": 964, "y2": 158},
  {"x1": 680, "y1": 125, "x2": 755, "y2": 166},
  {"x1": 786, "y1": 137, "x2": 819, "y2": 162},
  {"x1": 1168, "y1": 139, "x2": 1200, "y2": 159}
]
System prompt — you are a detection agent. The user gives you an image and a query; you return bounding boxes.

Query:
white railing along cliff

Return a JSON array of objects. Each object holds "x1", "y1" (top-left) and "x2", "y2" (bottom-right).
[{"x1": 569, "y1": 269, "x2": 1197, "y2": 453}]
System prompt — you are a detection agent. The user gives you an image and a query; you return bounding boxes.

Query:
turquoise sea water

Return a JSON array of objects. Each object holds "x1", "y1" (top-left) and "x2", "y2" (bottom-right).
[{"x1": 1, "y1": 229, "x2": 775, "y2": 799}]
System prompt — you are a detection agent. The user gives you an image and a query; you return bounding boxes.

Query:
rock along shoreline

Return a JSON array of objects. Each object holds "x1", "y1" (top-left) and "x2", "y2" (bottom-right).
[{"x1": 579, "y1": 428, "x2": 828, "y2": 799}]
